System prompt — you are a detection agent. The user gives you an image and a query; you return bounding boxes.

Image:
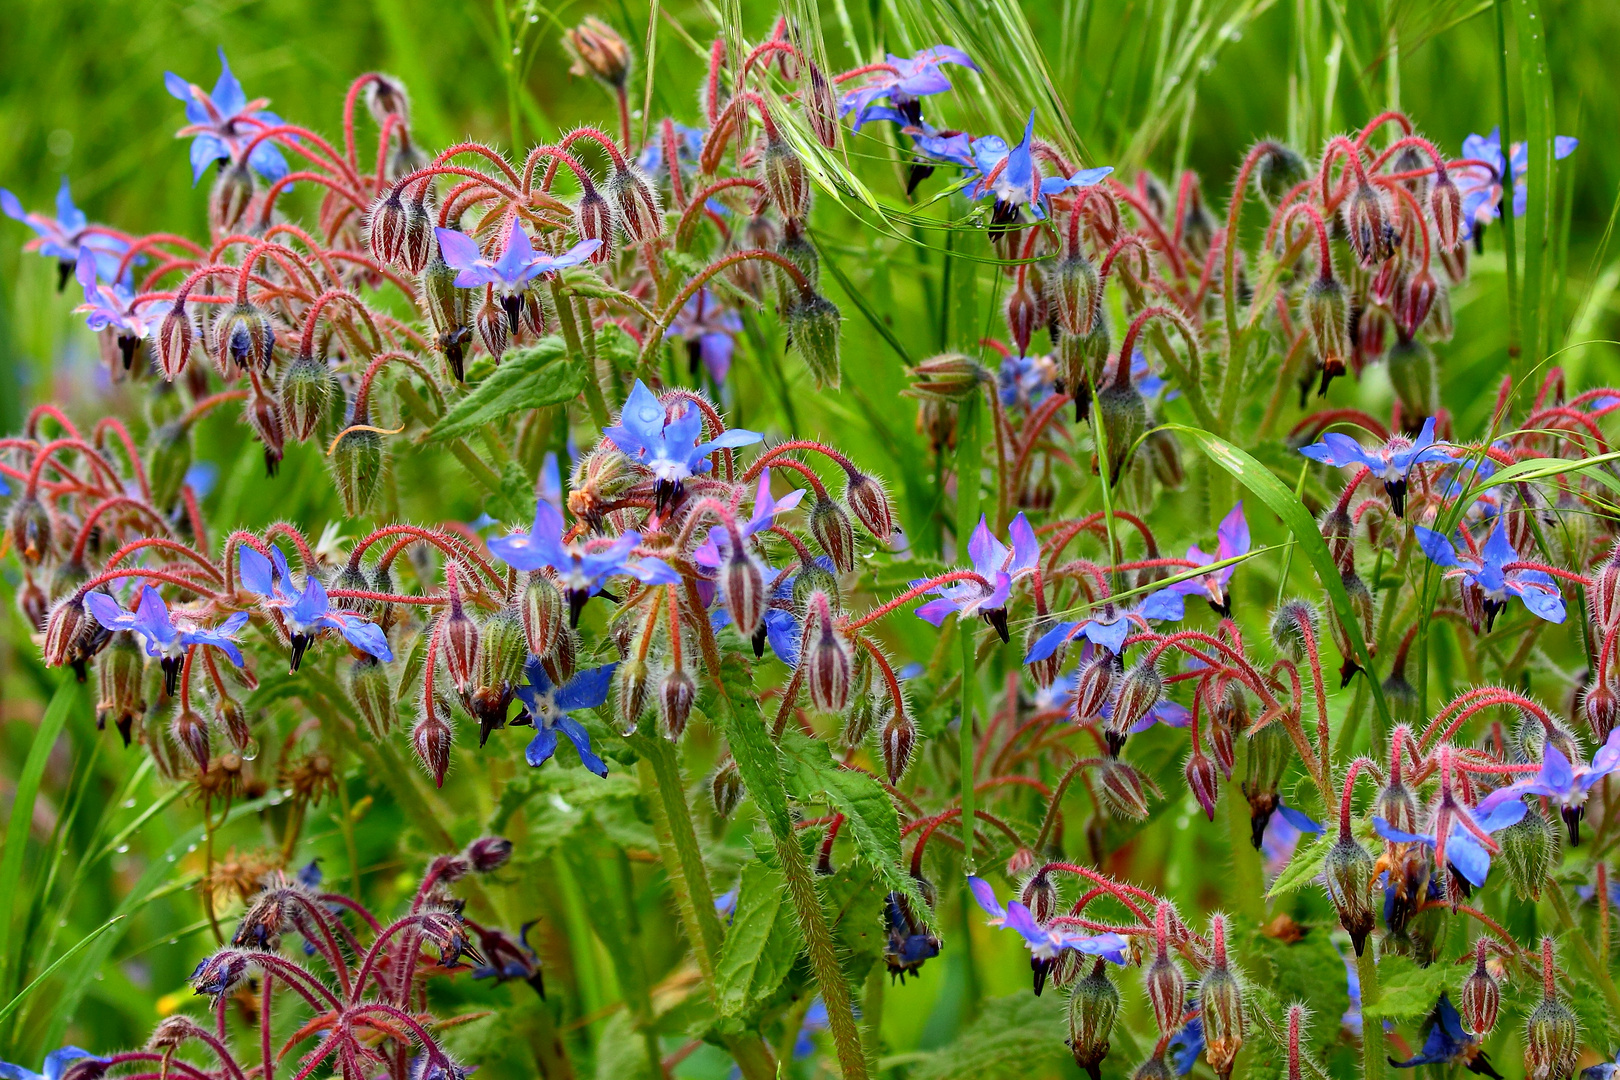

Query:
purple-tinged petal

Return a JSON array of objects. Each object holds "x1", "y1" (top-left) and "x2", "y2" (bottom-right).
[
  {"x1": 1413, "y1": 526, "x2": 1459, "y2": 568},
  {"x1": 434, "y1": 227, "x2": 485, "y2": 271},
  {"x1": 967, "y1": 875, "x2": 1004, "y2": 918},
  {"x1": 1216, "y1": 503, "x2": 1249, "y2": 560},
  {"x1": 83, "y1": 591, "x2": 133, "y2": 631},
  {"x1": 913, "y1": 597, "x2": 961, "y2": 626},
  {"x1": 1025, "y1": 621, "x2": 1079, "y2": 664},
  {"x1": 1008, "y1": 513, "x2": 1040, "y2": 575}
]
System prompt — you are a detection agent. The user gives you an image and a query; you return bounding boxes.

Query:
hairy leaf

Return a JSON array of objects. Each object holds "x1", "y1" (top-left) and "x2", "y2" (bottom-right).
[
  {"x1": 429, "y1": 337, "x2": 580, "y2": 442},
  {"x1": 714, "y1": 859, "x2": 803, "y2": 1017}
]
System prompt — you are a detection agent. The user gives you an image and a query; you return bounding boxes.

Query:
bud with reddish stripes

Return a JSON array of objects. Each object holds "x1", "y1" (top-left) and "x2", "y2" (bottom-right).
[
  {"x1": 1324, "y1": 835, "x2": 1376, "y2": 955},
  {"x1": 1590, "y1": 550, "x2": 1620, "y2": 630},
  {"x1": 1302, "y1": 276, "x2": 1350, "y2": 395},
  {"x1": 367, "y1": 189, "x2": 408, "y2": 265},
  {"x1": 606, "y1": 166, "x2": 665, "y2": 244},
  {"x1": 1524, "y1": 987, "x2": 1578, "y2": 1080},
  {"x1": 439, "y1": 567, "x2": 479, "y2": 696},
  {"x1": 712, "y1": 756, "x2": 744, "y2": 817},
  {"x1": 413, "y1": 712, "x2": 454, "y2": 787},
  {"x1": 172, "y1": 707, "x2": 211, "y2": 772},
  {"x1": 1108, "y1": 660, "x2": 1162, "y2": 755},
  {"x1": 1019, "y1": 872, "x2": 1058, "y2": 925},
  {"x1": 1185, "y1": 748, "x2": 1220, "y2": 822},
  {"x1": 1068, "y1": 960, "x2": 1120, "y2": 1080},
  {"x1": 1097, "y1": 757, "x2": 1150, "y2": 820},
  {"x1": 1003, "y1": 279, "x2": 1039, "y2": 356},
  {"x1": 1459, "y1": 940, "x2": 1500, "y2": 1036},
  {"x1": 575, "y1": 186, "x2": 615, "y2": 263},
  {"x1": 465, "y1": 835, "x2": 513, "y2": 873},
  {"x1": 881, "y1": 709, "x2": 916, "y2": 784},
  {"x1": 1583, "y1": 679, "x2": 1619, "y2": 742},
  {"x1": 9, "y1": 496, "x2": 52, "y2": 568},
  {"x1": 246, "y1": 383, "x2": 286, "y2": 476},
  {"x1": 805, "y1": 591, "x2": 852, "y2": 713},
  {"x1": 214, "y1": 303, "x2": 276, "y2": 372},
  {"x1": 723, "y1": 541, "x2": 766, "y2": 639},
  {"x1": 804, "y1": 63, "x2": 839, "y2": 149},
  {"x1": 1432, "y1": 170, "x2": 1463, "y2": 251},
  {"x1": 809, "y1": 496, "x2": 857, "y2": 574},
  {"x1": 156, "y1": 299, "x2": 195, "y2": 380},
  {"x1": 1144, "y1": 906, "x2": 1186, "y2": 1035},
  {"x1": 401, "y1": 192, "x2": 436, "y2": 274},
  {"x1": 660, "y1": 667, "x2": 696, "y2": 741},
  {"x1": 1402, "y1": 269, "x2": 1440, "y2": 336},
  {"x1": 615, "y1": 657, "x2": 651, "y2": 735},
  {"x1": 1341, "y1": 181, "x2": 1392, "y2": 268},
  {"x1": 476, "y1": 293, "x2": 509, "y2": 359},
  {"x1": 1074, "y1": 654, "x2": 1116, "y2": 722},
  {"x1": 843, "y1": 469, "x2": 895, "y2": 543}
]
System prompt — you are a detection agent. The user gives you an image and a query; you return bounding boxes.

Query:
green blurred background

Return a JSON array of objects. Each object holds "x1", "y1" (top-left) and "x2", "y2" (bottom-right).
[{"x1": 1, "y1": 0, "x2": 1618, "y2": 1072}]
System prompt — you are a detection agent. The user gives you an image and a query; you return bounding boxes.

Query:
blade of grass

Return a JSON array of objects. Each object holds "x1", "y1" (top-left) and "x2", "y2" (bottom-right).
[{"x1": 0, "y1": 918, "x2": 122, "y2": 1026}]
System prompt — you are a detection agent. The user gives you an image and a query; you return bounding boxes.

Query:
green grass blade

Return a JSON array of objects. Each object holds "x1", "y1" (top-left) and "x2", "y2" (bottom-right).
[
  {"x1": 1512, "y1": 0, "x2": 1555, "y2": 365},
  {"x1": 0, "y1": 917, "x2": 122, "y2": 1026}
]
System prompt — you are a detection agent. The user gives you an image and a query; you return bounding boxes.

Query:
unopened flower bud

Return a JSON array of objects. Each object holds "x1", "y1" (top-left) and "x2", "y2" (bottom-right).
[
  {"x1": 279, "y1": 355, "x2": 337, "y2": 443},
  {"x1": 412, "y1": 714, "x2": 453, "y2": 787},
  {"x1": 1144, "y1": 948, "x2": 1186, "y2": 1035},
  {"x1": 762, "y1": 137, "x2": 811, "y2": 221},
  {"x1": 1386, "y1": 337, "x2": 1438, "y2": 424},
  {"x1": 1051, "y1": 253, "x2": 1101, "y2": 337},
  {"x1": 1095, "y1": 380, "x2": 1147, "y2": 483},
  {"x1": 1342, "y1": 182, "x2": 1391, "y2": 268},
  {"x1": 1068, "y1": 961, "x2": 1120, "y2": 1080},
  {"x1": 1072, "y1": 653, "x2": 1115, "y2": 722},
  {"x1": 1097, "y1": 757, "x2": 1150, "y2": 820},
  {"x1": 810, "y1": 496, "x2": 857, "y2": 574},
  {"x1": 1323, "y1": 836, "x2": 1376, "y2": 955},
  {"x1": 172, "y1": 708, "x2": 211, "y2": 772},
  {"x1": 1200, "y1": 917, "x2": 1245, "y2": 1079},
  {"x1": 439, "y1": 576, "x2": 479, "y2": 696},
  {"x1": 476, "y1": 294, "x2": 509, "y2": 359},
  {"x1": 96, "y1": 632, "x2": 146, "y2": 747},
  {"x1": 1020, "y1": 872, "x2": 1058, "y2": 925},
  {"x1": 1186, "y1": 749, "x2": 1220, "y2": 821},
  {"x1": 843, "y1": 470, "x2": 896, "y2": 543},
  {"x1": 615, "y1": 657, "x2": 651, "y2": 734},
  {"x1": 1253, "y1": 143, "x2": 1308, "y2": 207},
  {"x1": 368, "y1": 190, "x2": 408, "y2": 265},
  {"x1": 190, "y1": 950, "x2": 251, "y2": 997},
  {"x1": 1005, "y1": 282, "x2": 1039, "y2": 356},
  {"x1": 804, "y1": 62, "x2": 839, "y2": 149},
  {"x1": 156, "y1": 300, "x2": 195, "y2": 380},
  {"x1": 1145, "y1": 428, "x2": 1184, "y2": 489},
  {"x1": 1302, "y1": 276, "x2": 1350, "y2": 395},
  {"x1": 1269, "y1": 599, "x2": 1319, "y2": 662},
  {"x1": 1498, "y1": 805, "x2": 1557, "y2": 901},
  {"x1": 564, "y1": 16, "x2": 632, "y2": 88},
  {"x1": 712, "y1": 756, "x2": 744, "y2": 817},
  {"x1": 345, "y1": 655, "x2": 396, "y2": 738},
  {"x1": 805, "y1": 592, "x2": 852, "y2": 713},
  {"x1": 881, "y1": 710, "x2": 917, "y2": 784},
  {"x1": 214, "y1": 303, "x2": 276, "y2": 372},
  {"x1": 245, "y1": 384, "x2": 286, "y2": 477},
  {"x1": 465, "y1": 835, "x2": 514, "y2": 873},
  {"x1": 145, "y1": 421, "x2": 193, "y2": 510},
  {"x1": 400, "y1": 193, "x2": 435, "y2": 274},
  {"x1": 1108, "y1": 660, "x2": 1162, "y2": 754},
  {"x1": 8, "y1": 497, "x2": 52, "y2": 567},
  {"x1": 659, "y1": 668, "x2": 696, "y2": 741},
  {"x1": 574, "y1": 188, "x2": 614, "y2": 264},
  {"x1": 1402, "y1": 269, "x2": 1440, "y2": 337},
  {"x1": 520, "y1": 572, "x2": 565, "y2": 658},
  {"x1": 606, "y1": 167, "x2": 664, "y2": 243},
  {"x1": 1432, "y1": 171, "x2": 1463, "y2": 252},
  {"x1": 469, "y1": 606, "x2": 525, "y2": 742},
  {"x1": 1584, "y1": 679, "x2": 1619, "y2": 742},
  {"x1": 1524, "y1": 992, "x2": 1579, "y2": 1080},
  {"x1": 210, "y1": 161, "x2": 255, "y2": 234},
  {"x1": 1460, "y1": 941, "x2": 1500, "y2": 1035},
  {"x1": 329, "y1": 428, "x2": 386, "y2": 517},
  {"x1": 785, "y1": 292, "x2": 842, "y2": 389}
]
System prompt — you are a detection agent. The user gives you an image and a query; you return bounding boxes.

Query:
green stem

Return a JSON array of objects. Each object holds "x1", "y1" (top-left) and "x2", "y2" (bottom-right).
[
  {"x1": 861, "y1": 960, "x2": 886, "y2": 1073},
  {"x1": 1357, "y1": 948, "x2": 1386, "y2": 1080},
  {"x1": 1224, "y1": 737, "x2": 1267, "y2": 929},
  {"x1": 1494, "y1": 0, "x2": 1522, "y2": 370},
  {"x1": 552, "y1": 279, "x2": 610, "y2": 429},
  {"x1": 573, "y1": 293, "x2": 618, "y2": 414},
  {"x1": 775, "y1": 831, "x2": 869, "y2": 1080},
  {"x1": 955, "y1": 390, "x2": 983, "y2": 874}
]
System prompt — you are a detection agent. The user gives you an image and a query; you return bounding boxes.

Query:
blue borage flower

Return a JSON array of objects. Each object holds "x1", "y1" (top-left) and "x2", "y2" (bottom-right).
[
  {"x1": 1373, "y1": 797, "x2": 1525, "y2": 889},
  {"x1": 0, "y1": 1048, "x2": 109, "y2": 1080},
  {"x1": 487, "y1": 497, "x2": 678, "y2": 626},
  {"x1": 1165, "y1": 503, "x2": 1250, "y2": 615},
  {"x1": 239, "y1": 544, "x2": 393, "y2": 670},
  {"x1": 84, "y1": 584, "x2": 248, "y2": 696},
  {"x1": 996, "y1": 352, "x2": 1060, "y2": 410},
  {"x1": 914, "y1": 512, "x2": 1040, "y2": 642},
  {"x1": 968, "y1": 111, "x2": 1113, "y2": 225},
  {"x1": 72, "y1": 251, "x2": 159, "y2": 368},
  {"x1": 1413, "y1": 516, "x2": 1565, "y2": 631},
  {"x1": 436, "y1": 219, "x2": 600, "y2": 296},
  {"x1": 1454, "y1": 128, "x2": 1579, "y2": 241},
  {"x1": 1, "y1": 177, "x2": 132, "y2": 286},
  {"x1": 838, "y1": 47, "x2": 980, "y2": 129},
  {"x1": 604, "y1": 380, "x2": 763, "y2": 509},
  {"x1": 1390, "y1": 994, "x2": 1501, "y2": 1078},
  {"x1": 1478, "y1": 730, "x2": 1620, "y2": 844},
  {"x1": 882, "y1": 890, "x2": 941, "y2": 983},
  {"x1": 1025, "y1": 589, "x2": 1185, "y2": 662},
  {"x1": 1169, "y1": 1010, "x2": 1204, "y2": 1076},
  {"x1": 1299, "y1": 417, "x2": 1457, "y2": 517},
  {"x1": 1260, "y1": 800, "x2": 1326, "y2": 876},
  {"x1": 666, "y1": 288, "x2": 745, "y2": 382},
  {"x1": 165, "y1": 48, "x2": 292, "y2": 184},
  {"x1": 513, "y1": 656, "x2": 615, "y2": 776},
  {"x1": 967, "y1": 876, "x2": 1127, "y2": 972}
]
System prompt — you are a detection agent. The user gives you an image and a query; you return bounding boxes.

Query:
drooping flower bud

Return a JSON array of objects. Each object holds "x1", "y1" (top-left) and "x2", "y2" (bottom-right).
[
  {"x1": 145, "y1": 421, "x2": 193, "y2": 510},
  {"x1": 805, "y1": 591, "x2": 852, "y2": 713},
  {"x1": 1386, "y1": 337, "x2": 1438, "y2": 424},
  {"x1": 1145, "y1": 428, "x2": 1184, "y2": 490},
  {"x1": 1144, "y1": 944, "x2": 1186, "y2": 1035},
  {"x1": 155, "y1": 300, "x2": 195, "y2": 380},
  {"x1": 606, "y1": 167, "x2": 665, "y2": 244},
  {"x1": 8, "y1": 497, "x2": 53, "y2": 567},
  {"x1": 761, "y1": 137, "x2": 811, "y2": 221},
  {"x1": 1095, "y1": 379, "x2": 1147, "y2": 483},
  {"x1": 367, "y1": 190, "x2": 408, "y2": 266},
  {"x1": 1051, "y1": 253, "x2": 1101, "y2": 337},
  {"x1": 712, "y1": 756, "x2": 744, "y2": 817},
  {"x1": 172, "y1": 707, "x2": 211, "y2": 773},
  {"x1": 1068, "y1": 960, "x2": 1120, "y2": 1080},
  {"x1": 563, "y1": 16, "x2": 632, "y2": 88},
  {"x1": 329, "y1": 428, "x2": 386, "y2": 517},
  {"x1": 1302, "y1": 276, "x2": 1351, "y2": 395},
  {"x1": 843, "y1": 470, "x2": 895, "y2": 543},
  {"x1": 1524, "y1": 988, "x2": 1579, "y2": 1080},
  {"x1": 1244, "y1": 723, "x2": 1288, "y2": 845},
  {"x1": 1253, "y1": 143, "x2": 1308, "y2": 207},
  {"x1": 244, "y1": 383, "x2": 286, "y2": 477},
  {"x1": 1323, "y1": 836, "x2": 1376, "y2": 955},
  {"x1": 1186, "y1": 749, "x2": 1220, "y2": 822},
  {"x1": 1431, "y1": 171, "x2": 1463, "y2": 252},
  {"x1": 615, "y1": 657, "x2": 651, "y2": 735},
  {"x1": 95, "y1": 632, "x2": 145, "y2": 747},
  {"x1": 421, "y1": 251, "x2": 471, "y2": 380},
  {"x1": 476, "y1": 293, "x2": 509, "y2": 360},
  {"x1": 520, "y1": 572, "x2": 565, "y2": 658},
  {"x1": 659, "y1": 668, "x2": 696, "y2": 741},
  {"x1": 1460, "y1": 940, "x2": 1500, "y2": 1036},
  {"x1": 1402, "y1": 269, "x2": 1440, "y2": 338},
  {"x1": 575, "y1": 187, "x2": 615, "y2": 264},
  {"x1": 1108, "y1": 659, "x2": 1162, "y2": 754},
  {"x1": 213, "y1": 303, "x2": 276, "y2": 372},
  {"x1": 279, "y1": 354, "x2": 337, "y2": 443},
  {"x1": 439, "y1": 570, "x2": 479, "y2": 697},
  {"x1": 1342, "y1": 182, "x2": 1392, "y2": 268},
  {"x1": 468, "y1": 606, "x2": 525, "y2": 745},
  {"x1": 1498, "y1": 804, "x2": 1557, "y2": 901},
  {"x1": 1269, "y1": 599, "x2": 1318, "y2": 662},
  {"x1": 464, "y1": 835, "x2": 513, "y2": 873},
  {"x1": 1097, "y1": 757, "x2": 1150, "y2": 820},
  {"x1": 345, "y1": 655, "x2": 396, "y2": 739},
  {"x1": 1005, "y1": 280, "x2": 1038, "y2": 356},
  {"x1": 810, "y1": 496, "x2": 857, "y2": 574},
  {"x1": 412, "y1": 714, "x2": 453, "y2": 787},
  {"x1": 401, "y1": 193, "x2": 435, "y2": 274},
  {"x1": 804, "y1": 62, "x2": 840, "y2": 149},
  {"x1": 881, "y1": 710, "x2": 917, "y2": 784},
  {"x1": 1583, "y1": 679, "x2": 1619, "y2": 742},
  {"x1": 209, "y1": 161, "x2": 255, "y2": 234},
  {"x1": 1020, "y1": 872, "x2": 1058, "y2": 925},
  {"x1": 785, "y1": 292, "x2": 842, "y2": 389}
]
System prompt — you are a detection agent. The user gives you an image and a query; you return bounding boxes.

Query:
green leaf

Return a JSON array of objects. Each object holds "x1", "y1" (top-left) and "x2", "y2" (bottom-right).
[
  {"x1": 904, "y1": 993, "x2": 1070, "y2": 1080},
  {"x1": 713, "y1": 859, "x2": 804, "y2": 1018},
  {"x1": 0, "y1": 677, "x2": 81, "y2": 997},
  {"x1": 1171, "y1": 425, "x2": 1391, "y2": 731},
  {"x1": 1265, "y1": 833, "x2": 1326, "y2": 899},
  {"x1": 428, "y1": 337, "x2": 581, "y2": 442},
  {"x1": 779, "y1": 729, "x2": 924, "y2": 912},
  {"x1": 1363, "y1": 953, "x2": 1452, "y2": 1020}
]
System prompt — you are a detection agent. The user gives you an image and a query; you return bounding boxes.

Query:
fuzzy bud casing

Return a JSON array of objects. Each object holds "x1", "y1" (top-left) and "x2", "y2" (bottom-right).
[
  {"x1": 1342, "y1": 182, "x2": 1391, "y2": 267},
  {"x1": 809, "y1": 496, "x2": 857, "y2": 574},
  {"x1": 762, "y1": 138, "x2": 811, "y2": 221},
  {"x1": 1200, "y1": 954, "x2": 1245, "y2": 1078},
  {"x1": 1095, "y1": 381, "x2": 1147, "y2": 483},
  {"x1": 575, "y1": 188, "x2": 615, "y2": 263},
  {"x1": 1051, "y1": 253, "x2": 1101, "y2": 337},
  {"x1": 712, "y1": 757, "x2": 744, "y2": 817},
  {"x1": 843, "y1": 471, "x2": 896, "y2": 543},
  {"x1": 659, "y1": 668, "x2": 696, "y2": 741},
  {"x1": 521, "y1": 572, "x2": 565, "y2": 658},
  {"x1": 345, "y1": 655, "x2": 397, "y2": 738},
  {"x1": 1524, "y1": 995, "x2": 1579, "y2": 1080},
  {"x1": 805, "y1": 591, "x2": 852, "y2": 713},
  {"x1": 606, "y1": 167, "x2": 665, "y2": 243},
  {"x1": 881, "y1": 710, "x2": 917, "y2": 784},
  {"x1": 1498, "y1": 805, "x2": 1557, "y2": 901},
  {"x1": 1460, "y1": 947, "x2": 1500, "y2": 1036},
  {"x1": 279, "y1": 355, "x2": 337, "y2": 443},
  {"x1": 1323, "y1": 836, "x2": 1376, "y2": 955},
  {"x1": 1145, "y1": 949, "x2": 1186, "y2": 1035},
  {"x1": 329, "y1": 429, "x2": 386, "y2": 517},
  {"x1": 1068, "y1": 962, "x2": 1120, "y2": 1080},
  {"x1": 786, "y1": 293, "x2": 842, "y2": 389},
  {"x1": 1386, "y1": 337, "x2": 1439, "y2": 423},
  {"x1": 1108, "y1": 660, "x2": 1163, "y2": 754}
]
